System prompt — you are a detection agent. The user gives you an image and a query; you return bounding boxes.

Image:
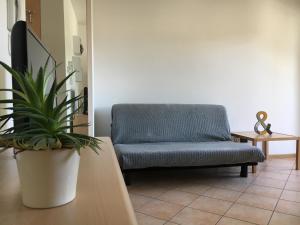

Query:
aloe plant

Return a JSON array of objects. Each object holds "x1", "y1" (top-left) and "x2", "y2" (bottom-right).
[{"x1": 0, "y1": 59, "x2": 101, "y2": 154}]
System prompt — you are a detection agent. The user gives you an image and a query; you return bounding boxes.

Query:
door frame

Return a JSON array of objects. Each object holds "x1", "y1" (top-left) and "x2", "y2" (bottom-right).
[{"x1": 86, "y1": 0, "x2": 94, "y2": 136}]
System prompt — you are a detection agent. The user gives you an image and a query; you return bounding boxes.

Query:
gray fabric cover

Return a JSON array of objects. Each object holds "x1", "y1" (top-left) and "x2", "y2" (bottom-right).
[
  {"x1": 111, "y1": 104, "x2": 265, "y2": 170},
  {"x1": 114, "y1": 142, "x2": 265, "y2": 170},
  {"x1": 111, "y1": 104, "x2": 232, "y2": 144}
]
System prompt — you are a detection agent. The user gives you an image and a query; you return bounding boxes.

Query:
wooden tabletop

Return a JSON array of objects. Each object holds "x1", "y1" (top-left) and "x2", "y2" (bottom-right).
[
  {"x1": 231, "y1": 131, "x2": 299, "y2": 141},
  {"x1": 0, "y1": 137, "x2": 137, "y2": 225}
]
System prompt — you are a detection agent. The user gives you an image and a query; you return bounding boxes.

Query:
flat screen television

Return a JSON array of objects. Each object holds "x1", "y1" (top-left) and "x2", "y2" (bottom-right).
[{"x1": 10, "y1": 21, "x2": 56, "y2": 129}]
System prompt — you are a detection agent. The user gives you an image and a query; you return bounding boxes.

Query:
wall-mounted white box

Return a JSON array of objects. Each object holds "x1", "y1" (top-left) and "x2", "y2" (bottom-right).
[{"x1": 73, "y1": 36, "x2": 81, "y2": 55}]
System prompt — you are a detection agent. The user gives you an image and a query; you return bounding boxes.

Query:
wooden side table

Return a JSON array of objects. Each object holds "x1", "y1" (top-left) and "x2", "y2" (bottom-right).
[{"x1": 231, "y1": 132, "x2": 300, "y2": 172}]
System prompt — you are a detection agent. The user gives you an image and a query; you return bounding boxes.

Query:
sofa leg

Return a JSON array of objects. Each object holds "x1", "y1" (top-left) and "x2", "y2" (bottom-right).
[
  {"x1": 240, "y1": 165, "x2": 248, "y2": 177},
  {"x1": 123, "y1": 172, "x2": 131, "y2": 186}
]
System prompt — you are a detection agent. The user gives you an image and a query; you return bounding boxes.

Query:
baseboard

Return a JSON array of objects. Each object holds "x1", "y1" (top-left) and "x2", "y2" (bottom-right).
[{"x1": 269, "y1": 154, "x2": 296, "y2": 159}]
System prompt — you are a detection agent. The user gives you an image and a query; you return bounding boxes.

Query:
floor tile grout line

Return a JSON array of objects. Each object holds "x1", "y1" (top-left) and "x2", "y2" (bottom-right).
[
  {"x1": 131, "y1": 183, "x2": 245, "y2": 205},
  {"x1": 139, "y1": 189, "x2": 276, "y2": 222},
  {"x1": 129, "y1": 160, "x2": 298, "y2": 225},
  {"x1": 134, "y1": 211, "x2": 171, "y2": 224},
  {"x1": 266, "y1": 163, "x2": 293, "y2": 225},
  {"x1": 213, "y1": 169, "x2": 260, "y2": 225},
  {"x1": 133, "y1": 185, "x2": 203, "y2": 223},
  {"x1": 223, "y1": 215, "x2": 261, "y2": 225},
  {"x1": 162, "y1": 189, "x2": 204, "y2": 225},
  {"x1": 220, "y1": 164, "x2": 292, "y2": 222},
  {"x1": 130, "y1": 185, "x2": 182, "y2": 201},
  {"x1": 174, "y1": 187, "x2": 211, "y2": 195},
  {"x1": 163, "y1": 187, "x2": 250, "y2": 225},
  {"x1": 159, "y1": 174, "x2": 253, "y2": 225},
  {"x1": 132, "y1": 172, "x2": 258, "y2": 193},
  {"x1": 133, "y1": 186, "x2": 245, "y2": 208},
  {"x1": 178, "y1": 184, "x2": 247, "y2": 194},
  {"x1": 269, "y1": 211, "x2": 300, "y2": 219},
  {"x1": 223, "y1": 207, "x2": 271, "y2": 225},
  {"x1": 135, "y1": 168, "x2": 262, "y2": 224},
  {"x1": 245, "y1": 183, "x2": 286, "y2": 191},
  {"x1": 231, "y1": 198, "x2": 278, "y2": 211},
  {"x1": 249, "y1": 182, "x2": 286, "y2": 190},
  {"x1": 217, "y1": 164, "x2": 293, "y2": 224},
  {"x1": 279, "y1": 198, "x2": 300, "y2": 204}
]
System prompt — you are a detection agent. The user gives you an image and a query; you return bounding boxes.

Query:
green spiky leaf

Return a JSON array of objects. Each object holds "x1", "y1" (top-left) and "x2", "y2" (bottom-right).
[{"x1": 0, "y1": 60, "x2": 101, "y2": 154}]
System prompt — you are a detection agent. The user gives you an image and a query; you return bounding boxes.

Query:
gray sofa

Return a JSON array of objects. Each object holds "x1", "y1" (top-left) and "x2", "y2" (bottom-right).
[{"x1": 111, "y1": 104, "x2": 265, "y2": 183}]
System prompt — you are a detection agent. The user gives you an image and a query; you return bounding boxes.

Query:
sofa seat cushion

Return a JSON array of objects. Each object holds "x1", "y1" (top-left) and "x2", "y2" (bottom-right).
[{"x1": 114, "y1": 141, "x2": 265, "y2": 170}]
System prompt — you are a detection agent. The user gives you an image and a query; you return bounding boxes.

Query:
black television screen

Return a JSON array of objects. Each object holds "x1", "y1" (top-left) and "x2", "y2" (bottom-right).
[
  {"x1": 10, "y1": 21, "x2": 56, "y2": 128},
  {"x1": 11, "y1": 21, "x2": 56, "y2": 93},
  {"x1": 26, "y1": 28, "x2": 56, "y2": 94}
]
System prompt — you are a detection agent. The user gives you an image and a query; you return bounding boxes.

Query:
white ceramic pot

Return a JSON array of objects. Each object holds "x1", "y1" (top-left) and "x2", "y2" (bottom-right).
[{"x1": 15, "y1": 149, "x2": 80, "y2": 208}]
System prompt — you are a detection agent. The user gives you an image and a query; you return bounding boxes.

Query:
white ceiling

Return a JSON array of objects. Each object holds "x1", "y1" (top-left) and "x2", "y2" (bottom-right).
[{"x1": 71, "y1": 0, "x2": 86, "y2": 24}]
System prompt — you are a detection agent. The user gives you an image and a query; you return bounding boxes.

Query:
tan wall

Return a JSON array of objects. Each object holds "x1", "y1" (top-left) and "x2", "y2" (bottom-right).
[
  {"x1": 92, "y1": 0, "x2": 300, "y2": 154},
  {"x1": 41, "y1": 0, "x2": 66, "y2": 86}
]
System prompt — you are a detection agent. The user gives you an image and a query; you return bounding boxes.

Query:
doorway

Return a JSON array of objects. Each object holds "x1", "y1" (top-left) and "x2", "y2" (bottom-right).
[{"x1": 25, "y1": 0, "x2": 94, "y2": 135}]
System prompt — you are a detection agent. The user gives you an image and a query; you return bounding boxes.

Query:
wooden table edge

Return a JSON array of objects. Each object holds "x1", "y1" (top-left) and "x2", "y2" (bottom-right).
[
  {"x1": 231, "y1": 132, "x2": 300, "y2": 141},
  {"x1": 0, "y1": 137, "x2": 138, "y2": 225},
  {"x1": 231, "y1": 132, "x2": 300, "y2": 170}
]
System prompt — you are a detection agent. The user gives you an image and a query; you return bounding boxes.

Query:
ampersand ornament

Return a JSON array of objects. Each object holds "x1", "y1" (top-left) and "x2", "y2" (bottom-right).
[{"x1": 254, "y1": 111, "x2": 272, "y2": 135}]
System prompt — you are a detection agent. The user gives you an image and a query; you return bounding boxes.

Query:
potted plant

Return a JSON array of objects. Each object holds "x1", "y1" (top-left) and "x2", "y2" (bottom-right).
[{"x1": 0, "y1": 60, "x2": 101, "y2": 208}]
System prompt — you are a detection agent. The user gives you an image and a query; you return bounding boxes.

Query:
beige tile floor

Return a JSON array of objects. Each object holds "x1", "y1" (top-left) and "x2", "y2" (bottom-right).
[{"x1": 127, "y1": 158, "x2": 300, "y2": 225}]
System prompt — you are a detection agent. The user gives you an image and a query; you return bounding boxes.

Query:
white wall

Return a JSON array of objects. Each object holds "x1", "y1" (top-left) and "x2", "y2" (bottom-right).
[
  {"x1": 0, "y1": 0, "x2": 25, "y2": 130},
  {"x1": 0, "y1": 1, "x2": 12, "y2": 127},
  {"x1": 92, "y1": 0, "x2": 300, "y2": 154},
  {"x1": 78, "y1": 23, "x2": 88, "y2": 90},
  {"x1": 64, "y1": 0, "x2": 79, "y2": 95},
  {"x1": 41, "y1": 0, "x2": 66, "y2": 85},
  {"x1": 64, "y1": 0, "x2": 88, "y2": 97},
  {"x1": 0, "y1": 0, "x2": 11, "y2": 68},
  {"x1": 87, "y1": 0, "x2": 94, "y2": 135}
]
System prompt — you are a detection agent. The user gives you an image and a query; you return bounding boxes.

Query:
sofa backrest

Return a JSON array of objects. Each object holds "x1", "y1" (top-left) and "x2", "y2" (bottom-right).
[{"x1": 111, "y1": 104, "x2": 232, "y2": 144}]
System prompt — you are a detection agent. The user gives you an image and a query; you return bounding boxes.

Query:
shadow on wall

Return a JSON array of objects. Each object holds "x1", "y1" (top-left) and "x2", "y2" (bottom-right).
[
  {"x1": 0, "y1": 68, "x2": 8, "y2": 129},
  {"x1": 94, "y1": 107, "x2": 112, "y2": 137},
  {"x1": 297, "y1": 42, "x2": 300, "y2": 135}
]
